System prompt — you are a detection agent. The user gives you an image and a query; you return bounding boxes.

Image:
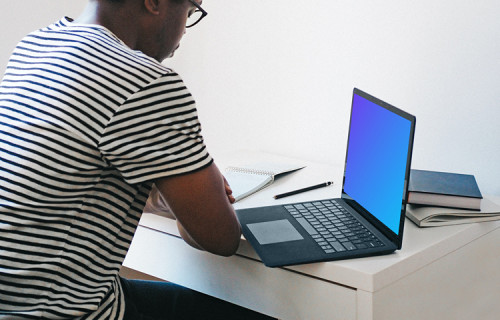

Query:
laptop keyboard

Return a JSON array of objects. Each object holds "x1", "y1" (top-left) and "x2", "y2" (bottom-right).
[{"x1": 284, "y1": 200, "x2": 384, "y2": 254}]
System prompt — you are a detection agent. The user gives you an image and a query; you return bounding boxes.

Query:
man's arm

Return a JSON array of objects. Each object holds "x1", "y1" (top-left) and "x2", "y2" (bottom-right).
[{"x1": 154, "y1": 163, "x2": 241, "y2": 257}]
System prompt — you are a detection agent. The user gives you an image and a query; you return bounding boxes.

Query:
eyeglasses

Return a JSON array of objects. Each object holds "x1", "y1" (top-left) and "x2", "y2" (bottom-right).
[{"x1": 186, "y1": 0, "x2": 207, "y2": 28}]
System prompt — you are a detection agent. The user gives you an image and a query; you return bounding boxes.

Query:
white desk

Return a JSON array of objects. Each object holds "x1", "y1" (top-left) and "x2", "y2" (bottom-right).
[{"x1": 122, "y1": 152, "x2": 500, "y2": 320}]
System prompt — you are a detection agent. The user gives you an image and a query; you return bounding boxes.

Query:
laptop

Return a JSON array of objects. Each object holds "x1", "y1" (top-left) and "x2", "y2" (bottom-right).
[{"x1": 236, "y1": 88, "x2": 416, "y2": 267}]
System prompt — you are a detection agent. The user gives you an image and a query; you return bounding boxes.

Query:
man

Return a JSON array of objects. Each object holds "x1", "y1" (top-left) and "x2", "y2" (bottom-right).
[{"x1": 0, "y1": 0, "x2": 273, "y2": 319}]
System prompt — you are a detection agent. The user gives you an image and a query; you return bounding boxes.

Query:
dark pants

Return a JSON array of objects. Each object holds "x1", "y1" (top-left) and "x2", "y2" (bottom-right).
[{"x1": 120, "y1": 277, "x2": 275, "y2": 320}]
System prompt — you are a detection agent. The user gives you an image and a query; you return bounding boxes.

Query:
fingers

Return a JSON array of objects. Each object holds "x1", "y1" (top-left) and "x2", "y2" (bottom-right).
[{"x1": 223, "y1": 176, "x2": 236, "y2": 204}]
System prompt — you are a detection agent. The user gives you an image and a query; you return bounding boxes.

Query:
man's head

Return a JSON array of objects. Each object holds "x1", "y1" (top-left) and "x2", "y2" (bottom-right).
[{"x1": 78, "y1": 0, "x2": 205, "y2": 61}]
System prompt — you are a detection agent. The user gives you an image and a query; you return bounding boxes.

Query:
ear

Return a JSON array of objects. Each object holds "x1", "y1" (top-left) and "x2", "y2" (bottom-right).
[{"x1": 144, "y1": 0, "x2": 161, "y2": 15}]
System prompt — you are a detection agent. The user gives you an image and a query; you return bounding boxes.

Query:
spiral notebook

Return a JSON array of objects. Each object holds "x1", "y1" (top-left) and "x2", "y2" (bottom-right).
[{"x1": 225, "y1": 162, "x2": 305, "y2": 201}]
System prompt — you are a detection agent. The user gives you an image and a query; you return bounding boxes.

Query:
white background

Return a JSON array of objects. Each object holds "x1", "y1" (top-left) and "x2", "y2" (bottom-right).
[{"x1": 1, "y1": 0, "x2": 499, "y2": 195}]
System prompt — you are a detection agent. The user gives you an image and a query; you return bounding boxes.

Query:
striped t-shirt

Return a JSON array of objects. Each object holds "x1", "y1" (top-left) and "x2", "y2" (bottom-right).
[{"x1": 0, "y1": 17, "x2": 212, "y2": 319}]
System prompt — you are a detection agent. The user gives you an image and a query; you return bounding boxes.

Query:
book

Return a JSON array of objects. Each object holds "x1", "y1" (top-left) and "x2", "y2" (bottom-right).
[
  {"x1": 408, "y1": 169, "x2": 483, "y2": 210},
  {"x1": 406, "y1": 196, "x2": 500, "y2": 227},
  {"x1": 224, "y1": 161, "x2": 305, "y2": 202}
]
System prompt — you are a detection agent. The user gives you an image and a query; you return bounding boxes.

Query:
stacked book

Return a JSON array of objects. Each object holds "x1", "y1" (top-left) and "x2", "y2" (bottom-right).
[{"x1": 405, "y1": 169, "x2": 500, "y2": 227}]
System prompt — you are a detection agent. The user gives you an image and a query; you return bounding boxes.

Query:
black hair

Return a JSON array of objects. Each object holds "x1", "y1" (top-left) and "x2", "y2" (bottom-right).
[{"x1": 104, "y1": 0, "x2": 185, "y2": 2}]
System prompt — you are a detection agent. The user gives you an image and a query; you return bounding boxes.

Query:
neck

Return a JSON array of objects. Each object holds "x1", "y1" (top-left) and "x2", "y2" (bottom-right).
[{"x1": 74, "y1": 1, "x2": 141, "y2": 50}]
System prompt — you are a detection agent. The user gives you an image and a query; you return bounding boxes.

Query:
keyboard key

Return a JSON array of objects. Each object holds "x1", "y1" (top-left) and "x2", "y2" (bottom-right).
[
  {"x1": 343, "y1": 242, "x2": 356, "y2": 251},
  {"x1": 287, "y1": 200, "x2": 384, "y2": 253},
  {"x1": 296, "y1": 218, "x2": 318, "y2": 235},
  {"x1": 328, "y1": 241, "x2": 346, "y2": 252}
]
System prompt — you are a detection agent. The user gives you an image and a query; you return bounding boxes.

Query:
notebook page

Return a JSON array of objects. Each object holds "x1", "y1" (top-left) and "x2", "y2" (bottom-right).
[{"x1": 225, "y1": 170, "x2": 273, "y2": 201}]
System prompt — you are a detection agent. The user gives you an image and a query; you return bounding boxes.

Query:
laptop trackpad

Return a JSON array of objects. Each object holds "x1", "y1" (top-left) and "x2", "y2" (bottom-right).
[{"x1": 247, "y1": 219, "x2": 304, "y2": 245}]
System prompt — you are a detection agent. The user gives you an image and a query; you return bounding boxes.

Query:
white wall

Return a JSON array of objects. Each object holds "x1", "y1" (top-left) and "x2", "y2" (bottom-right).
[
  {"x1": 0, "y1": 1, "x2": 86, "y2": 68},
  {"x1": 1, "y1": 0, "x2": 499, "y2": 196},
  {"x1": 169, "y1": 0, "x2": 500, "y2": 196}
]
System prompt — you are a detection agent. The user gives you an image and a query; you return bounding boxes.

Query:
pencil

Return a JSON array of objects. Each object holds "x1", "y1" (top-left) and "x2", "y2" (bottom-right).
[{"x1": 274, "y1": 181, "x2": 334, "y2": 199}]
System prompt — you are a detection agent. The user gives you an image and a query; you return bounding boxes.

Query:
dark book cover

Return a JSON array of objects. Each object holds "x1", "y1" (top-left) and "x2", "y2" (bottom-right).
[{"x1": 409, "y1": 169, "x2": 482, "y2": 198}]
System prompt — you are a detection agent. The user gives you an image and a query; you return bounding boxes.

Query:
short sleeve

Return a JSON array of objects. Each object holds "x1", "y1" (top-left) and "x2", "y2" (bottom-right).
[{"x1": 99, "y1": 72, "x2": 213, "y2": 184}]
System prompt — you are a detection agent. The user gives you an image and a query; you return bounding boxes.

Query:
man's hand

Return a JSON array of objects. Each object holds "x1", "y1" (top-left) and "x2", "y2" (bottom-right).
[{"x1": 223, "y1": 176, "x2": 236, "y2": 204}]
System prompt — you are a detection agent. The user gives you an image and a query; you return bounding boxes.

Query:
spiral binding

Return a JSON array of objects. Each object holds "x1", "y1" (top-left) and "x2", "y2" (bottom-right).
[{"x1": 225, "y1": 166, "x2": 275, "y2": 177}]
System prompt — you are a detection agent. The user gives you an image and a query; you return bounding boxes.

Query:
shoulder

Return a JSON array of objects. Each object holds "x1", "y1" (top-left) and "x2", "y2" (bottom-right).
[{"x1": 28, "y1": 18, "x2": 173, "y2": 85}]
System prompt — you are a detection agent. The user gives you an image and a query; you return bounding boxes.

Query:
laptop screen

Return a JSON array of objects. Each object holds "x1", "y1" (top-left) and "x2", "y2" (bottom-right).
[{"x1": 343, "y1": 89, "x2": 414, "y2": 236}]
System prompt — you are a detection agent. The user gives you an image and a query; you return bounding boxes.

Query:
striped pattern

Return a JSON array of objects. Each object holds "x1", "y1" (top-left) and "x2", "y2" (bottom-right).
[{"x1": 0, "y1": 18, "x2": 212, "y2": 319}]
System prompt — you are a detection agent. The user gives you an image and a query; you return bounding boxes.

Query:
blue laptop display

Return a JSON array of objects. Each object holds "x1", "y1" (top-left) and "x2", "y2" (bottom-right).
[{"x1": 236, "y1": 88, "x2": 416, "y2": 267}]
